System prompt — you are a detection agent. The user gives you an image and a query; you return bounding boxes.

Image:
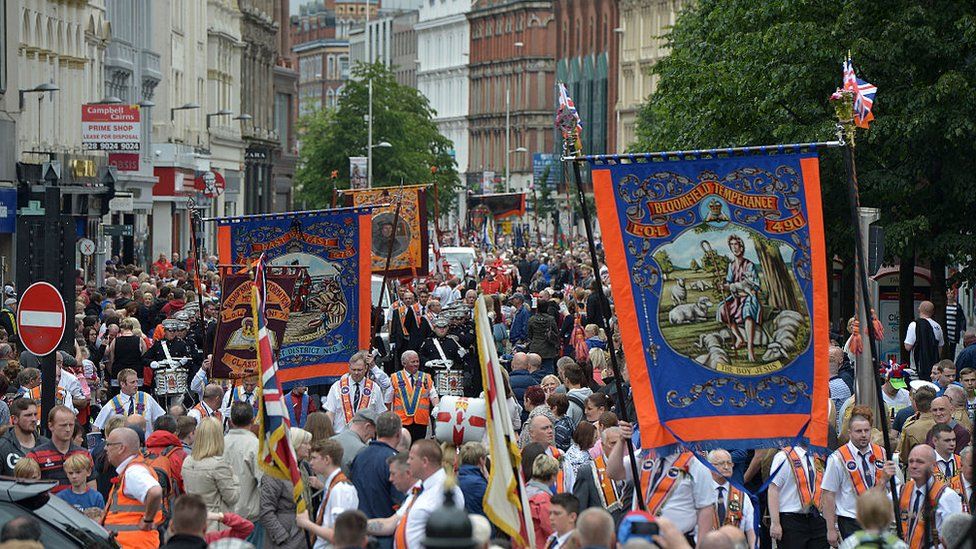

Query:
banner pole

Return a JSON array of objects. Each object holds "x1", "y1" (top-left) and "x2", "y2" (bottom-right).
[
  {"x1": 375, "y1": 182, "x2": 407, "y2": 331},
  {"x1": 189, "y1": 203, "x2": 210, "y2": 356},
  {"x1": 567, "y1": 157, "x2": 646, "y2": 511},
  {"x1": 836, "y1": 119, "x2": 900, "y2": 536}
]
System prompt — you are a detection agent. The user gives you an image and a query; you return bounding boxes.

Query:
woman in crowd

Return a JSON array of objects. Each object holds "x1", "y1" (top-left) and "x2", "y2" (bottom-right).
[
  {"x1": 104, "y1": 317, "x2": 147, "y2": 396},
  {"x1": 520, "y1": 385, "x2": 555, "y2": 448},
  {"x1": 548, "y1": 393, "x2": 573, "y2": 451},
  {"x1": 541, "y1": 374, "x2": 560, "y2": 398},
  {"x1": 583, "y1": 393, "x2": 612, "y2": 424},
  {"x1": 526, "y1": 454, "x2": 560, "y2": 549},
  {"x1": 182, "y1": 417, "x2": 240, "y2": 531},
  {"x1": 304, "y1": 411, "x2": 335, "y2": 445},
  {"x1": 561, "y1": 421, "x2": 596, "y2": 490}
]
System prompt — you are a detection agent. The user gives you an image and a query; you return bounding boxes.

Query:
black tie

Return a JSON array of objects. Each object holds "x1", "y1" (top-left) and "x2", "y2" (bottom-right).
[
  {"x1": 943, "y1": 459, "x2": 953, "y2": 477},
  {"x1": 354, "y1": 382, "x2": 361, "y2": 410},
  {"x1": 127, "y1": 395, "x2": 135, "y2": 415},
  {"x1": 805, "y1": 454, "x2": 817, "y2": 491},
  {"x1": 860, "y1": 453, "x2": 874, "y2": 487},
  {"x1": 911, "y1": 489, "x2": 924, "y2": 530},
  {"x1": 244, "y1": 391, "x2": 253, "y2": 402},
  {"x1": 716, "y1": 486, "x2": 727, "y2": 524}
]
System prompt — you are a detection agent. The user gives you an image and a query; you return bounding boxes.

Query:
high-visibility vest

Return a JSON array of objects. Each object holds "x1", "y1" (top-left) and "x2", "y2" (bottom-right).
[
  {"x1": 102, "y1": 456, "x2": 163, "y2": 549},
  {"x1": 899, "y1": 478, "x2": 947, "y2": 549},
  {"x1": 392, "y1": 371, "x2": 432, "y2": 426},
  {"x1": 192, "y1": 402, "x2": 223, "y2": 423}
]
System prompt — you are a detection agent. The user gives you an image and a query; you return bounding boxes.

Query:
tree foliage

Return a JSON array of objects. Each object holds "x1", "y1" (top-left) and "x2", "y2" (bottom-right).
[
  {"x1": 295, "y1": 62, "x2": 460, "y2": 216},
  {"x1": 632, "y1": 0, "x2": 976, "y2": 286}
]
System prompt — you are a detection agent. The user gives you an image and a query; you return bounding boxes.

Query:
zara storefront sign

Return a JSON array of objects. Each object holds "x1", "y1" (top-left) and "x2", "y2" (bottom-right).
[{"x1": 81, "y1": 104, "x2": 142, "y2": 151}]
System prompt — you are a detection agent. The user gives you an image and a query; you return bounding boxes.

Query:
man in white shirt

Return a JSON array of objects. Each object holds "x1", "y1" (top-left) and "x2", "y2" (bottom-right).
[
  {"x1": 220, "y1": 375, "x2": 258, "y2": 419},
  {"x1": 768, "y1": 445, "x2": 828, "y2": 549},
  {"x1": 365, "y1": 439, "x2": 464, "y2": 549},
  {"x1": 323, "y1": 352, "x2": 388, "y2": 433},
  {"x1": 188, "y1": 384, "x2": 224, "y2": 424},
  {"x1": 546, "y1": 493, "x2": 579, "y2": 549},
  {"x1": 298, "y1": 439, "x2": 360, "y2": 549},
  {"x1": 900, "y1": 444, "x2": 962, "y2": 546},
  {"x1": 905, "y1": 301, "x2": 944, "y2": 380},
  {"x1": 56, "y1": 351, "x2": 89, "y2": 411},
  {"x1": 94, "y1": 369, "x2": 165, "y2": 434},
  {"x1": 707, "y1": 449, "x2": 755, "y2": 548},
  {"x1": 961, "y1": 446, "x2": 973, "y2": 510},
  {"x1": 821, "y1": 412, "x2": 897, "y2": 545},
  {"x1": 605, "y1": 421, "x2": 717, "y2": 540}
]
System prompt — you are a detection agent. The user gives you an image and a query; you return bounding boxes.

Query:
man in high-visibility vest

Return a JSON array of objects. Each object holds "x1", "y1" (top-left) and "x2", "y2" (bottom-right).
[
  {"x1": 102, "y1": 427, "x2": 164, "y2": 548},
  {"x1": 391, "y1": 351, "x2": 439, "y2": 443}
]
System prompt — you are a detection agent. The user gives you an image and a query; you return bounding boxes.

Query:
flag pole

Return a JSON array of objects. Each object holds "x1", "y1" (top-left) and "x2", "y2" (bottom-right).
[
  {"x1": 832, "y1": 88, "x2": 900, "y2": 536},
  {"x1": 374, "y1": 182, "x2": 407, "y2": 361},
  {"x1": 566, "y1": 156, "x2": 645, "y2": 511}
]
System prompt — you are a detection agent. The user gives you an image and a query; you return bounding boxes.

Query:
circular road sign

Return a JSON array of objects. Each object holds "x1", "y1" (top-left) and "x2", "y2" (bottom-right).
[
  {"x1": 78, "y1": 238, "x2": 96, "y2": 257},
  {"x1": 17, "y1": 282, "x2": 66, "y2": 357}
]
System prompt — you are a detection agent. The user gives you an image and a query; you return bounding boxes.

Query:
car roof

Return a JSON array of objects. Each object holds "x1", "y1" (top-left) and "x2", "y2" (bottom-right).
[{"x1": 0, "y1": 477, "x2": 58, "y2": 502}]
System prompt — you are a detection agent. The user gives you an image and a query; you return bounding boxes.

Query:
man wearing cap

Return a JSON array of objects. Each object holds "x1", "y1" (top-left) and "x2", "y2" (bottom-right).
[
  {"x1": 143, "y1": 317, "x2": 194, "y2": 394},
  {"x1": 324, "y1": 351, "x2": 388, "y2": 434},
  {"x1": 880, "y1": 363, "x2": 912, "y2": 414},
  {"x1": 331, "y1": 409, "x2": 377, "y2": 476},
  {"x1": 418, "y1": 315, "x2": 466, "y2": 397},
  {"x1": 0, "y1": 292, "x2": 18, "y2": 347}
]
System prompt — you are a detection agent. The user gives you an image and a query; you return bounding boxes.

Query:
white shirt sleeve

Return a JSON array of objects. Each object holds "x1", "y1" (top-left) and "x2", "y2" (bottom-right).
[
  {"x1": 821, "y1": 453, "x2": 843, "y2": 493},
  {"x1": 326, "y1": 484, "x2": 360, "y2": 525},
  {"x1": 323, "y1": 384, "x2": 341, "y2": 416},
  {"x1": 769, "y1": 451, "x2": 790, "y2": 488},
  {"x1": 689, "y1": 458, "x2": 717, "y2": 509},
  {"x1": 187, "y1": 408, "x2": 202, "y2": 425},
  {"x1": 123, "y1": 463, "x2": 162, "y2": 503},
  {"x1": 741, "y1": 496, "x2": 755, "y2": 533},
  {"x1": 904, "y1": 322, "x2": 917, "y2": 346},
  {"x1": 371, "y1": 366, "x2": 394, "y2": 403},
  {"x1": 60, "y1": 372, "x2": 85, "y2": 399},
  {"x1": 94, "y1": 403, "x2": 114, "y2": 430},
  {"x1": 146, "y1": 396, "x2": 165, "y2": 425}
]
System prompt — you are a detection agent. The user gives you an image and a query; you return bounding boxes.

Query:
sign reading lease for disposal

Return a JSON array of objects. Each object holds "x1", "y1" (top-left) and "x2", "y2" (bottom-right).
[{"x1": 81, "y1": 104, "x2": 141, "y2": 151}]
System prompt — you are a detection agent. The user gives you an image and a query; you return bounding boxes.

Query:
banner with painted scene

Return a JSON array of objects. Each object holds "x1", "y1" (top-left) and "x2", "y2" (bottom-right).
[
  {"x1": 211, "y1": 266, "x2": 305, "y2": 380},
  {"x1": 216, "y1": 208, "x2": 373, "y2": 387},
  {"x1": 344, "y1": 185, "x2": 429, "y2": 276},
  {"x1": 590, "y1": 148, "x2": 830, "y2": 451}
]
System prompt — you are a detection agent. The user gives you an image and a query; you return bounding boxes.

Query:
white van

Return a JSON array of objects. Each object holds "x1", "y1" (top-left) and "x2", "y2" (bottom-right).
[{"x1": 431, "y1": 246, "x2": 477, "y2": 278}]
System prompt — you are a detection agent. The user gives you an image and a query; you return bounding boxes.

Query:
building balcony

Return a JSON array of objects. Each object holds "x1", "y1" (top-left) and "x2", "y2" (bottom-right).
[
  {"x1": 142, "y1": 50, "x2": 162, "y2": 82},
  {"x1": 105, "y1": 41, "x2": 136, "y2": 72}
]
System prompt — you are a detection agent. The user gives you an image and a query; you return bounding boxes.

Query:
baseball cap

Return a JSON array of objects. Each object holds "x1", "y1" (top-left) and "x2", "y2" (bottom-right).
[
  {"x1": 3, "y1": 285, "x2": 15, "y2": 298},
  {"x1": 510, "y1": 293, "x2": 525, "y2": 302},
  {"x1": 353, "y1": 409, "x2": 378, "y2": 424},
  {"x1": 909, "y1": 379, "x2": 939, "y2": 393}
]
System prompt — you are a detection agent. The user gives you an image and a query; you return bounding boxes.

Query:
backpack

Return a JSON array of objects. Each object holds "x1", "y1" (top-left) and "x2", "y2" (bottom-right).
[{"x1": 142, "y1": 445, "x2": 180, "y2": 528}]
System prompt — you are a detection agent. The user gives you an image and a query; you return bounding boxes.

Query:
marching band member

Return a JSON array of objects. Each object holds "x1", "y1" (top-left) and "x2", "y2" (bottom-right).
[
  {"x1": 418, "y1": 316, "x2": 466, "y2": 397},
  {"x1": 768, "y1": 444, "x2": 828, "y2": 549},
  {"x1": 94, "y1": 368, "x2": 165, "y2": 435},
  {"x1": 323, "y1": 351, "x2": 388, "y2": 434},
  {"x1": 188, "y1": 383, "x2": 224, "y2": 424}
]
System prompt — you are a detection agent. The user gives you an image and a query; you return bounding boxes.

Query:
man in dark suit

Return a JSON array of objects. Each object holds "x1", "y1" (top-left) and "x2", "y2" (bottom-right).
[{"x1": 573, "y1": 426, "x2": 633, "y2": 526}]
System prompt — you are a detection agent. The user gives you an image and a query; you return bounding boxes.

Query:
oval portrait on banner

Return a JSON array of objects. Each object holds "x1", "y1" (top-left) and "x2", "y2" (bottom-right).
[{"x1": 371, "y1": 212, "x2": 411, "y2": 259}]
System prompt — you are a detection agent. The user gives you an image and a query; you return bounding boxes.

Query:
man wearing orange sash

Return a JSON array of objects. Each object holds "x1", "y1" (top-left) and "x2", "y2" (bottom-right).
[
  {"x1": 573, "y1": 426, "x2": 632, "y2": 526},
  {"x1": 605, "y1": 421, "x2": 717, "y2": 543},
  {"x1": 822, "y1": 412, "x2": 898, "y2": 545},
  {"x1": 364, "y1": 440, "x2": 464, "y2": 549},
  {"x1": 900, "y1": 444, "x2": 962, "y2": 549},
  {"x1": 391, "y1": 351, "x2": 439, "y2": 443},
  {"x1": 324, "y1": 351, "x2": 388, "y2": 434},
  {"x1": 768, "y1": 444, "x2": 828, "y2": 549},
  {"x1": 930, "y1": 424, "x2": 964, "y2": 492},
  {"x1": 707, "y1": 449, "x2": 755, "y2": 548}
]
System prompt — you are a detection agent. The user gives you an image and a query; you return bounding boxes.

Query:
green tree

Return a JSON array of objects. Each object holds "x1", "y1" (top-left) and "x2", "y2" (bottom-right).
[
  {"x1": 632, "y1": 0, "x2": 976, "y2": 337},
  {"x1": 295, "y1": 62, "x2": 460, "y2": 217},
  {"x1": 689, "y1": 258, "x2": 701, "y2": 272},
  {"x1": 654, "y1": 250, "x2": 675, "y2": 277}
]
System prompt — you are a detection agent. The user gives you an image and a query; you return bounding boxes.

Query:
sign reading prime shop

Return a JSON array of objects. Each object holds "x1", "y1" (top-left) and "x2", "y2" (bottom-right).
[{"x1": 81, "y1": 104, "x2": 141, "y2": 151}]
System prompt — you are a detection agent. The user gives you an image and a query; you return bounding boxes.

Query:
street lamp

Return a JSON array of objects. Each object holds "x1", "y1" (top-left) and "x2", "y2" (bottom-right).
[
  {"x1": 505, "y1": 147, "x2": 528, "y2": 193},
  {"x1": 170, "y1": 102, "x2": 200, "y2": 122},
  {"x1": 206, "y1": 109, "x2": 234, "y2": 130},
  {"x1": 97, "y1": 96, "x2": 123, "y2": 105},
  {"x1": 367, "y1": 141, "x2": 392, "y2": 188},
  {"x1": 19, "y1": 82, "x2": 59, "y2": 110}
]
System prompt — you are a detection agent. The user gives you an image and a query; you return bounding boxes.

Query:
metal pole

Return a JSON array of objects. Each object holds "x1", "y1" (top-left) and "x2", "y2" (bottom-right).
[
  {"x1": 840, "y1": 132, "x2": 900, "y2": 537},
  {"x1": 505, "y1": 84, "x2": 510, "y2": 193},
  {"x1": 567, "y1": 157, "x2": 645, "y2": 511},
  {"x1": 366, "y1": 2, "x2": 373, "y2": 190}
]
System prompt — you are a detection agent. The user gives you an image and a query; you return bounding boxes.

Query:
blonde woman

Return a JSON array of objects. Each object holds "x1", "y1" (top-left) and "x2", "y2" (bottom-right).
[
  {"x1": 288, "y1": 427, "x2": 320, "y2": 508},
  {"x1": 541, "y1": 374, "x2": 560, "y2": 397},
  {"x1": 182, "y1": 417, "x2": 240, "y2": 531}
]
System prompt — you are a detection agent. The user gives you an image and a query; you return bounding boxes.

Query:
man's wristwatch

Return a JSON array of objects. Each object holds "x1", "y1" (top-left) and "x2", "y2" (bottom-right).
[{"x1": 142, "y1": 518, "x2": 154, "y2": 523}]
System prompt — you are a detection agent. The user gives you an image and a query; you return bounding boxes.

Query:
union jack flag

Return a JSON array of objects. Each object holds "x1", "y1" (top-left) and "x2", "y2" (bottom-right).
[
  {"x1": 843, "y1": 58, "x2": 877, "y2": 129},
  {"x1": 252, "y1": 254, "x2": 307, "y2": 513},
  {"x1": 557, "y1": 83, "x2": 583, "y2": 154}
]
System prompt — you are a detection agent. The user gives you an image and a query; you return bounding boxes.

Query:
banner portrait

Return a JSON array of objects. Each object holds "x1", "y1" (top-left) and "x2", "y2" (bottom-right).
[
  {"x1": 590, "y1": 149, "x2": 829, "y2": 451},
  {"x1": 345, "y1": 185, "x2": 429, "y2": 276},
  {"x1": 216, "y1": 208, "x2": 373, "y2": 387},
  {"x1": 211, "y1": 266, "x2": 303, "y2": 380}
]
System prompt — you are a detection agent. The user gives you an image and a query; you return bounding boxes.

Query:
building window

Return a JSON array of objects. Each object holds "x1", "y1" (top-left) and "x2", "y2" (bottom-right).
[{"x1": 275, "y1": 92, "x2": 290, "y2": 149}]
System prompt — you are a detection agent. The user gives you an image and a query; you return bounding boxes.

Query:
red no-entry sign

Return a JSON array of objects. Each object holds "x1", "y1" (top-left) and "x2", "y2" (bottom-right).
[{"x1": 17, "y1": 282, "x2": 66, "y2": 357}]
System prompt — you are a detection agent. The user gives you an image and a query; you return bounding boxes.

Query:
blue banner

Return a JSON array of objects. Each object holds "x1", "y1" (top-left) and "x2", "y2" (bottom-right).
[
  {"x1": 217, "y1": 209, "x2": 373, "y2": 388},
  {"x1": 590, "y1": 150, "x2": 830, "y2": 451}
]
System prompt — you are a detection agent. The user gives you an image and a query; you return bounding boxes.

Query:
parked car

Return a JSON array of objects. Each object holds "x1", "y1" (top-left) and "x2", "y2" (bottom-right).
[
  {"x1": 431, "y1": 246, "x2": 477, "y2": 279},
  {"x1": 0, "y1": 477, "x2": 118, "y2": 548}
]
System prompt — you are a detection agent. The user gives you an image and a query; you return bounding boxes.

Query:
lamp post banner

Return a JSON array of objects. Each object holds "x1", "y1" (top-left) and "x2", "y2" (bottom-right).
[{"x1": 588, "y1": 149, "x2": 830, "y2": 452}]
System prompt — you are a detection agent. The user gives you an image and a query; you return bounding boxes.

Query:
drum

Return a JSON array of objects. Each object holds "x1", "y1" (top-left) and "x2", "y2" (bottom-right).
[
  {"x1": 429, "y1": 360, "x2": 464, "y2": 397},
  {"x1": 155, "y1": 366, "x2": 188, "y2": 396},
  {"x1": 434, "y1": 396, "x2": 487, "y2": 445}
]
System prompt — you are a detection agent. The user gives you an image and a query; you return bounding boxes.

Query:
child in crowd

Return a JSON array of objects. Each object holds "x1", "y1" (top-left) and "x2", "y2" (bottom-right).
[
  {"x1": 13, "y1": 457, "x2": 41, "y2": 480},
  {"x1": 57, "y1": 453, "x2": 105, "y2": 520}
]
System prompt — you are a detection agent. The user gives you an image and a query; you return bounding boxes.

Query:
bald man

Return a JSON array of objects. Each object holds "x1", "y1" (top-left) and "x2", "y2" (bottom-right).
[
  {"x1": 102, "y1": 427, "x2": 164, "y2": 547},
  {"x1": 900, "y1": 444, "x2": 962, "y2": 547},
  {"x1": 905, "y1": 301, "x2": 944, "y2": 381},
  {"x1": 925, "y1": 396, "x2": 972, "y2": 449},
  {"x1": 188, "y1": 383, "x2": 224, "y2": 424}
]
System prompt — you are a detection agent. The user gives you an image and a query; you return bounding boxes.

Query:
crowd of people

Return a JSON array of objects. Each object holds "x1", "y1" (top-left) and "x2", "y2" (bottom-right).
[{"x1": 0, "y1": 244, "x2": 971, "y2": 549}]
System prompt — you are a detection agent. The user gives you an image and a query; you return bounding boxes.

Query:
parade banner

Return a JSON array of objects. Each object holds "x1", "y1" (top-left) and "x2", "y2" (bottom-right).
[
  {"x1": 590, "y1": 149, "x2": 829, "y2": 451},
  {"x1": 345, "y1": 185, "x2": 429, "y2": 276},
  {"x1": 211, "y1": 266, "x2": 303, "y2": 380},
  {"x1": 216, "y1": 208, "x2": 373, "y2": 387}
]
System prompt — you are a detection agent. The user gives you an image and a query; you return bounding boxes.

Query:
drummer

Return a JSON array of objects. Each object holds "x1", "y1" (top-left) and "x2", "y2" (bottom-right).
[
  {"x1": 142, "y1": 318, "x2": 194, "y2": 396},
  {"x1": 419, "y1": 315, "x2": 467, "y2": 397}
]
